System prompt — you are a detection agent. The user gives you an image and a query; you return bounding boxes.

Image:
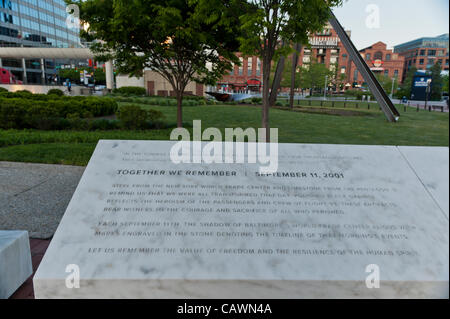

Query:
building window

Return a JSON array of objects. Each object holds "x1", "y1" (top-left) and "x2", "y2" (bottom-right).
[
  {"x1": 247, "y1": 57, "x2": 253, "y2": 76},
  {"x1": 365, "y1": 53, "x2": 371, "y2": 61},
  {"x1": 229, "y1": 62, "x2": 235, "y2": 75},
  {"x1": 428, "y1": 50, "x2": 436, "y2": 56},
  {"x1": 420, "y1": 50, "x2": 426, "y2": 56},
  {"x1": 386, "y1": 54, "x2": 391, "y2": 61},
  {"x1": 394, "y1": 70, "x2": 399, "y2": 78},
  {"x1": 238, "y1": 57, "x2": 243, "y2": 75},
  {"x1": 256, "y1": 58, "x2": 261, "y2": 76},
  {"x1": 419, "y1": 59, "x2": 424, "y2": 65},
  {"x1": 446, "y1": 59, "x2": 449, "y2": 66},
  {"x1": 384, "y1": 70, "x2": 389, "y2": 76},
  {"x1": 374, "y1": 51, "x2": 383, "y2": 60},
  {"x1": 353, "y1": 70, "x2": 358, "y2": 81}
]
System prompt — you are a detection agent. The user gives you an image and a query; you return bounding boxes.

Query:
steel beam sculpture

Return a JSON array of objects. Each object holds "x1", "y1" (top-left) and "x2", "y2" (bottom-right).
[{"x1": 328, "y1": 11, "x2": 400, "y2": 122}]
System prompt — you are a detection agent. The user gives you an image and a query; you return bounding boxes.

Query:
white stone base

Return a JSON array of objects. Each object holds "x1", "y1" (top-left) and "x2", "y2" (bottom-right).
[{"x1": 0, "y1": 231, "x2": 33, "y2": 299}]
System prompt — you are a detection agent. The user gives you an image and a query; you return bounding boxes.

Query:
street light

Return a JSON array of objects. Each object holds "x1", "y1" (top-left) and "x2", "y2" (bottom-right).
[
  {"x1": 390, "y1": 77, "x2": 396, "y2": 99},
  {"x1": 425, "y1": 79, "x2": 432, "y2": 111},
  {"x1": 324, "y1": 75, "x2": 328, "y2": 100}
]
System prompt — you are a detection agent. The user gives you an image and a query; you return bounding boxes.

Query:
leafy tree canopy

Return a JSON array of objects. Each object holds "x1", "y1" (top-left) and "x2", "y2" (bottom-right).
[{"x1": 68, "y1": 0, "x2": 244, "y2": 127}]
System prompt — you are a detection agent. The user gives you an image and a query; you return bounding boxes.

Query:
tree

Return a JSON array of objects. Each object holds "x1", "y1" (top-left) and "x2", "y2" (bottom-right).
[
  {"x1": 397, "y1": 66, "x2": 417, "y2": 99},
  {"x1": 289, "y1": 43, "x2": 302, "y2": 108},
  {"x1": 238, "y1": 0, "x2": 343, "y2": 140},
  {"x1": 71, "y1": 0, "x2": 242, "y2": 128},
  {"x1": 429, "y1": 62, "x2": 443, "y2": 101},
  {"x1": 330, "y1": 61, "x2": 346, "y2": 92},
  {"x1": 443, "y1": 74, "x2": 449, "y2": 93},
  {"x1": 299, "y1": 59, "x2": 333, "y2": 93},
  {"x1": 375, "y1": 73, "x2": 398, "y2": 97}
]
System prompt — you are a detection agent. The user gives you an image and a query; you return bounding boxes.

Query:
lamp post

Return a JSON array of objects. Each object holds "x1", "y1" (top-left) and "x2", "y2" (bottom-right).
[
  {"x1": 390, "y1": 77, "x2": 396, "y2": 99},
  {"x1": 324, "y1": 75, "x2": 328, "y2": 100},
  {"x1": 425, "y1": 79, "x2": 432, "y2": 111}
]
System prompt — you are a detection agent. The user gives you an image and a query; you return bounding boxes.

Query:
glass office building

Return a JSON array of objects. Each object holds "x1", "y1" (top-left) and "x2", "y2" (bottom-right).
[{"x1": 0, "y1": 0, "x2": 81, "y2": 83}]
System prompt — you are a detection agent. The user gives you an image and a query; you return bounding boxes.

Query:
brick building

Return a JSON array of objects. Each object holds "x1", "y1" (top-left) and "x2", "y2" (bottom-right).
[
  {"x1": 298, "y1": 22, "x2": 351, "y2": 88},
  {"x1": 217, "y1": 53, "x2": 263, "y2": 93},
  {"x1": 394, "y1": 34, "x2": 449, "y2": 82},
  {"x1": 348, "y1": 42, "x2": 405, "y2": 88}
]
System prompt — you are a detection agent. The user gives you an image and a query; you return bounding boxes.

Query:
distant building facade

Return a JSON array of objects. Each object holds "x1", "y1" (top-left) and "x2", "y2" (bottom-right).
[
  {"x1": 0, "y1": 0, "x2": 81, "y2": 83},
  {"x1": 217, "y1": 53, "x2": 263, "y2": 93},
  {"x1": 117, "y1": 70, "x2": 206, "y2": 97},
  {"x1": 394, "y1": 34, "x2": 449, "y2": 81},
  {"x1": 348, "y1": 42, "x2": 405, "y2": 88},
  {"x1": 299, "y1": 22, "x2": 352, "y2": 90}
]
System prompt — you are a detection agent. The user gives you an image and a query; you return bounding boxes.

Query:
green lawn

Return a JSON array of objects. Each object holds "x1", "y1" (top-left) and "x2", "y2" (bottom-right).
[{"x1": 0, "y1": 103, "x2": 448, "y2": 166}]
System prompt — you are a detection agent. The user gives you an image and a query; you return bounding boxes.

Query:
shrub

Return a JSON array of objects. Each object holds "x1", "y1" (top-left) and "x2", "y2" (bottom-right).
[
  {"x1": 113, "y1": 86, "x2": 147, "y2": 96},
  {"x1": 0, "y1": 95, "x2": 118, "y2": 130},
  {"x1": 89, "y1": 119, "x2": 121, "y2": 131},
  {"x1": 0, "y1": 99, "x2": 27, "y2": 129},
  {"x1": 24, "y1": 104, "x2": 60, "y2": 130},
  {"x1": 117, "y1": 104, "x2": 150, "y2": 130},
  {"x1": 0, "y1": 87, "x2": 8, "y2": 93},
  {"x1": 47, "y1": 89, "x2": 65, "y2": 96},
  {"x1": 147, "y1": 109, "x2": 165, "y2": 123},
  {"x1": 251, "y1": 97, "x2": 262, "y2": 104},
  {"x1": 13, "y1": 90, "x2": 33, "y2": 98}
]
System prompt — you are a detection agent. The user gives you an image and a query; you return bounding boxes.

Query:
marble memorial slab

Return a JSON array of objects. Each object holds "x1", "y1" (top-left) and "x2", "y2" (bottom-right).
[
  {"x1": 398, "y1": 146, "x2": 449, "y2": 218},
  {"x1": 34, "y1": 141, "x2": 449, "y2": 298},
  {"x1": 0, "y1": 230, "x2": 32, "y2": 299}
]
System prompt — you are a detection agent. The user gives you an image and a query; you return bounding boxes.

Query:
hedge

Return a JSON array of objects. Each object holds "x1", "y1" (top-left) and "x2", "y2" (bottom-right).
[
  {"x1": 0, "y1": 97, "x2": 118, "y2": 129},
  {"x1": 112, "y1": 86, "x2": 147, "y2": 96},
  {"x1": 47, "y1": 89, "x2": 65, "y2": 96},
  {"x1": 117, "y1": 104, "x2": 165, "y2": 130}
]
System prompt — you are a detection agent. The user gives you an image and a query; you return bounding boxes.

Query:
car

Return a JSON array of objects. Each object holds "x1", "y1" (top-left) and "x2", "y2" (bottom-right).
[{"x1": 94, "y1": 85, "x2": 106, "y2": 91}]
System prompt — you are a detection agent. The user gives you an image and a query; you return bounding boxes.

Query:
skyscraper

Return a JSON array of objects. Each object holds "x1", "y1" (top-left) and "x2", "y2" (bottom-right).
[{"x1": 0, "y1": 0, "x2": 81, "y2": 83}]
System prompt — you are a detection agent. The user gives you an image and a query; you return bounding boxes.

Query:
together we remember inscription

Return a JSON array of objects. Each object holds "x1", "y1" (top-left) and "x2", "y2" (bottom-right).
[{"x1": 34, "y1": 140, "x2": 449, "y2": 298}]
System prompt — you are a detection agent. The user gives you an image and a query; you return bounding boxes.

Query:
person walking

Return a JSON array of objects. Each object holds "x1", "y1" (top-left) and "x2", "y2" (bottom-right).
[{"x1": 66, "y1": 79, "x2": 72, "y2": 94}]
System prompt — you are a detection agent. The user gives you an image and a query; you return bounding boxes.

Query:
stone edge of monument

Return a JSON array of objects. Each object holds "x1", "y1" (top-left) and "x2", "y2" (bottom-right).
[{"x1": 0, "y1": 230, "x2": 33, "y2": 299}]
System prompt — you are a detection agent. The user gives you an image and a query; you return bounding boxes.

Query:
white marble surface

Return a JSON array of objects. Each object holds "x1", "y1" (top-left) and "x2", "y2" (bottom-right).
[
  {"x1": 398, "y1": 146, "x2": 449, "y2": 218},
  {"x1": 0, "y1": 230, "x2": 32, "y2": 299},
  {"x1": 34, "y1": 141, "x2": 449, "y2": 299}
]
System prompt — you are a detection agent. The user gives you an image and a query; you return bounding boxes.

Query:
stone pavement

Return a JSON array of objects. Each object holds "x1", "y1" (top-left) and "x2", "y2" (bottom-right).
[{"x1": 0, "y1": 162, "x2": 84, "y2": 239}]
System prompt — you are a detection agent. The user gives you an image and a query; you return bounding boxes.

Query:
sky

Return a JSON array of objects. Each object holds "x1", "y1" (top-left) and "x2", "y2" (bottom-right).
[{"x1": 332, "y1": 0, "x2": 449, "y2": 50}]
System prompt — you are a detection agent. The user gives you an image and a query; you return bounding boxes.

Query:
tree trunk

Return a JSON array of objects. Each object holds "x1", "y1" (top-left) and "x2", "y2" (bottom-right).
[
  {"x1": 262, "y1": 55, "x2": 271, "y2": 142},
  {"x1": 290, "y1": 43, "x2": 302, "y2": 109},
  {"x1": 176, "y1": 90, "x2": 183, "y2": 128},
  {"x1": 269, "y1": 56, "x2": 285, "y2": 107}
]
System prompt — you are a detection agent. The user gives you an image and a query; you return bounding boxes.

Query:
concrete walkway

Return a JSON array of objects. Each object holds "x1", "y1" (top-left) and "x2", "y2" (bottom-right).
[{"x1": 0, "y1": 162, "x2": 84, "y2": 239}]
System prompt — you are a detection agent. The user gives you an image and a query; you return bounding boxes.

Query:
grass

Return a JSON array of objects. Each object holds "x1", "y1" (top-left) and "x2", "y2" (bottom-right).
[{"x1": 0, "y1": 101, "x2": 448, "y2": 166}]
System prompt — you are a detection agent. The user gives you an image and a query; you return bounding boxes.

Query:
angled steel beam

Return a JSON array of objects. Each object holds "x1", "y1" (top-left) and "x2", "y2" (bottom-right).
[{"x1": 328, "y1": 11, "x2": 400, "y2": 122}]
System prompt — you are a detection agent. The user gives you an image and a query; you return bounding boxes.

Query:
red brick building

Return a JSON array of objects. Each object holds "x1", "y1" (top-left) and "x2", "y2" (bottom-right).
[
  {"x1": 348, "y1": 42, "x2": 405, "y2": 88},
  {"x1": 217, "y1": 53, "x2": 263, "y2": 93},
  {"x1": 217, "y1": 23, "x2": 412, "y2": 93}
]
